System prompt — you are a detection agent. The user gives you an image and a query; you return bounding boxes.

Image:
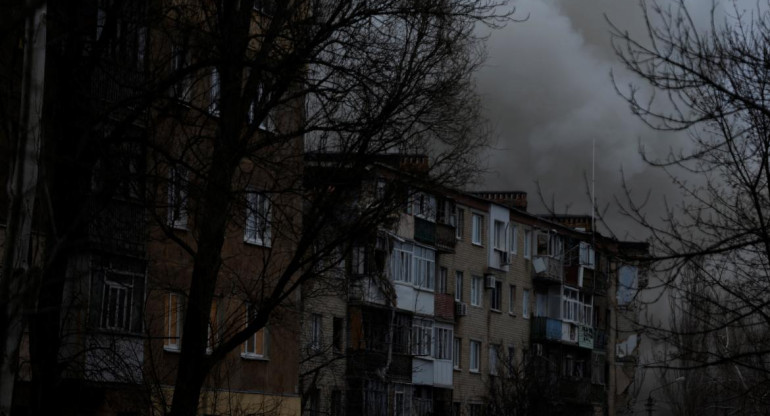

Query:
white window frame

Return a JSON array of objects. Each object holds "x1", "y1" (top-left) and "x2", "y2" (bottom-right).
[
  {"x1": 493, "y1": 220, "x2": 506, "y2": 251},
  {"x1": 490, "y1": 279, "x2": 502, "y2": 311},
  {"x1": 310, "y1": 313, "x2": 322, "y2": 351},
  {"x1": 469, "y1": 340, "x2": 481, "y2": 373},
  {"x1": 164, "y1": 292, "x2": 183, "y2": 351},
  {"x1": 101, "y1": 277, "x2": 133, "y2": 331},
  {"x1": 434, "y1": 326, "x2": 453, "y2": 360},
  {"x1": 489, "y1": 344, "x2": 499, "y2": 375},
  {"x1": 522, "y1": 289, "x2": 531, "y2": 319},
  {"x1": 413, "y1": 192, "x2": 437, "y2": 222},
  {"x1": 508, "y1": 284, "x2": 516, "y2": 315},
  {"x1": 580, "y1": 242, "x2": 595, "y2": 269},
  {"x1": 456, "y1": 208, "x2": 464, "y2": 239},
  {"x1": 453, "y1": 337, "x2": 462, "y2": 369},
  {"x1": 438, "y1": 267, "x2": 448, "y2": 294},
  {"x1": 471, "y1": 214, "x2": 483, "y2": 245},
  {"x1": 510, "y1": 224, "x2": 518, "y2": 255},
  {"x1": 411, "y1": 318, "x2": 433, "y2": 356},
  {"x1": 470, "y1": 276, "x2": 482, "y2": 306},
  {"x1": 244, "y1": 190, "x2": 272, "y2": 247},
  {"x1": 242, "y1": 305, "x2": 268, "y2": 359},
  {"x1": 391, "y1": 241, "x2": 413, "y2": 283},
  {"x1": 413, "y1": 245, "x2": 435, "y2": 290}
]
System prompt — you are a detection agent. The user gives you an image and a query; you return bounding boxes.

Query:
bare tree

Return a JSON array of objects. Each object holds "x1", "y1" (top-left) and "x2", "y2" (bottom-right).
[
  {"x1": 610, "y1": 0, "x2": 770, "y2": 412},
  {"x1": 0, "y1": 1, "x2": 511, "y2": 415}
]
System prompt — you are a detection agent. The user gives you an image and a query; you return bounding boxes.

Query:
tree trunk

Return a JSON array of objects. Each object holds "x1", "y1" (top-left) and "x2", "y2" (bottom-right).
[{"x1": 0, "y1": 3, "x2": 46, "y2": 415}]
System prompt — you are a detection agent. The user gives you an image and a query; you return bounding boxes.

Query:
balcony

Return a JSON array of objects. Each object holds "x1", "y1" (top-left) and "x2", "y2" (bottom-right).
[
  {"x1": 435, "y1": 222, "x2": 456, "y2": 251},
  {"x1": 594, "y1": 329, "x2": 607, "y2": 351},
  {"x1": 532, "y1": 256, "x2": 563, "y2": 283},
  {"x1": 87, "y1": 200, "x2": 145, "y2": 256},
  {"x1": 531, "y1": 317, "x2": 563, "y2": 342},
  {"x1": 414, "y1": 217, "x2": 436, "y2": 245},
  {"x1": 559, "y1": 379, "x2": 606, "y2": 405}
]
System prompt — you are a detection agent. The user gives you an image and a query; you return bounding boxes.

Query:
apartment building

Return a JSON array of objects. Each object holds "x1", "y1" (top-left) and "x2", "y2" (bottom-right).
[{"x1": 1, "y1": 2, "x2": 305, "y2": 415}]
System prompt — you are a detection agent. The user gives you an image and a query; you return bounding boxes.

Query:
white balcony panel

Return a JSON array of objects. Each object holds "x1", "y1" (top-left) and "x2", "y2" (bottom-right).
[{"x1": 412, "y1": 357, "x2": 434, "y2": 385}]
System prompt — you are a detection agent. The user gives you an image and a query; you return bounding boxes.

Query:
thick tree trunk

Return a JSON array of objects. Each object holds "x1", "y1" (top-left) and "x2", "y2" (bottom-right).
[
  {"x1": 0, "y1": 3, "x2": 46, "y2": 415},
  {"x1": 168, "y1": 144, "x2": 238, "y2": 416}
]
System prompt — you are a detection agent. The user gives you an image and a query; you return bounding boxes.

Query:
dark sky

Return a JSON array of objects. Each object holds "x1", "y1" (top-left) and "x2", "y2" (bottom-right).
[{"x1": 475, "y1": 0, "x2": 753, "y2": 240}]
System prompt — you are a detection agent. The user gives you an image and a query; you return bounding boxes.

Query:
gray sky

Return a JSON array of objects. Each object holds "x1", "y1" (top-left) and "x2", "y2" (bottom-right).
[{"x1": 475, "y1": 0, "x2": 753, "y2": 240}]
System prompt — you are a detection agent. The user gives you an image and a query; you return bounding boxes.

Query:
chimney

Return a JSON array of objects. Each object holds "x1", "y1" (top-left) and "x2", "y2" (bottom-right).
[{"x1": 473, "y1": 191, "x2": 528, "y2": 211}]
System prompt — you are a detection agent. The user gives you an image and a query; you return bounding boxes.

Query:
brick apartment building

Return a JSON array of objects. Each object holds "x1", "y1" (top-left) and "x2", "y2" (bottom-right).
[{"x1": 0, "y1": 3, "x2": 645, "y2": 416}]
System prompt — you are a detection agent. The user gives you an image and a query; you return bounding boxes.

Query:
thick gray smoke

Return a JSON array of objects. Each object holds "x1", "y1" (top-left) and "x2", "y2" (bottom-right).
[{"x1": 475, "y1": 0, "x2": 753, "y2": 240}]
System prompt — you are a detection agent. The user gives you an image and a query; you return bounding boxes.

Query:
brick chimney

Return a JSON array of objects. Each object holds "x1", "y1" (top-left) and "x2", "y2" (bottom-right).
[{"x1": 473, "y1": 191, "x2": 528, "y2": 211}]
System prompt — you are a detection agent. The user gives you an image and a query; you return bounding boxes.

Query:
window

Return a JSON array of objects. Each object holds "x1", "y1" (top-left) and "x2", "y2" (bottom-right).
[
  {"x1": 524, "y1": 230, "x2": 532, "y2": 259},
  {"x1": 310, "y1": 313, "x2": 322, "y2": 351},
  {"x1": 242, "y1": 305, "x2": 268, "y2": 359},
  {"x1": 508, "y1": 285, "x2": 516, "y2": 315},
  {"x1": 434, "y1": 326, "x2": 453, "y2": 360},
  {"x1": 245, "y1": 190, "x2": 272, "y2": 246},
  {"x1": 490, "y1": 279, "x2": 502, "y2": 311},
  {"x1": 470, "y1": 276, "x2": 482, "y2": 306},
  {"x1": 332, "y1": 317, "x2": 343, "y2": 353},
  {"x1": 511, "y1": 224, "x2": 518, "y2": 254},
  {"x1": 248, "y1": 83, "x2": 275, "y2": 131},
  {"x1": 456, "y1": 208, "x2": 464, "y2": 239},
  {"x1": 438, "y1": 267, "x2": 448, "y2": 294},
  {"x1": 391, "y1": 241, "x2": 413, "y2": 283},
  {"x1": 493, "y1": 220, "x2": 506, "y2": 250},
  {"x1": 468, "y1": 404, "x2": 482, "y2": 416},
  {"x1": 171, "y1": 43, "x2": 191, "y2": 101},
  {"x1": 455, "y1": 271, "x2": 463, "y2": 301},
  {"x1": 489, "y1": 345, "x2": 499, "y2": 375},
  {"x1": 412, "y1": 318, "x2": 433, "y2": 356},
  {"x1": 453, "y1": 337, "x2": 461, "y2": 369},
  {"x1": 168, "y1": 164, "x2": 188, "y2": 229},
  {"x1": 413, "y1": 245, "x2": 435, "y2": 290},
  {"x1": 536, "y1": 231, "x2": 564, "y2": 258},
  {"x1": 390, "y1": 242, "x2": 435, "y2": 290},
  {"x1": 101, "y1": 277, "x2": 133, "y2": 331},
  {"x1": 507, "y1": 346, "x2": 516, "y2": 373},
  {"x1": 209, "y1": 68, "x2": 220, "y2": 114},
  {"x1": 535, "y1": 292, "x2": 547, "y2": 317},
  {"x1": 394, "y1": 389, "x2": 405, "y2": 416},
  {"x1": 562, "y1": 287, "x2": 579, "y2": 322},
  {"x1": 591, "y1": 352, "x2": 606, "y2": 385},
  {"x1": 352, "y1": 245, "x2": 367, "y2": 275},
  {"x1": 522, "y1": 289, "x2": 531, "y2": 318},
  {"x1": 413, "y1": 192, "x2": 437, "y2": 221},
  {"x1": 164, "y1": 292, "x2": 183, "y2": 351},
  {"x1": 471, "y1": 214, "x2": 483, "y2": 245},
  {"x1": 469, "y1": 340, "x2": 481, "y2": 372},
  {"x1": 580, "y1": 242, "x2": 595, "y2": 268}
]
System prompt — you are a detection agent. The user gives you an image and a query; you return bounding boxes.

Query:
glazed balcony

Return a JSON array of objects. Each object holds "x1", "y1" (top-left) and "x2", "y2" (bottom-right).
[{"x1": 531, "y1": 317, "x2": 563, "y2": 342}]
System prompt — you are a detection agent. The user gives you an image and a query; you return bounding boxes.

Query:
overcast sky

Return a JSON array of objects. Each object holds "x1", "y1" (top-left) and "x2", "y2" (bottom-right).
[{"x1": 475, "y1": 0, "x2": 754, "y2": 240}]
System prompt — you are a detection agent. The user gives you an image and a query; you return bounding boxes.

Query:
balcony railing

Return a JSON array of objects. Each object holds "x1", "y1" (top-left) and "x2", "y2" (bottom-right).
[
  {"x1": 559, "y1": 379, "x2": 606, "y2": 405},
  {"x1": 531, "y1": 317, "x2": 563, "y2": 341},
  {"x1": 414, "y1": 217, "x2": 436, "y2": 245},
  {"x1": 594, "y1": 329, "x2": 608, "y2": 350},
  {"x1": 435, "y1": 222, "x2": 456, "y2": 251},
  {"x1": 532, "y1": 256, "x2": 563, "y2": 283}
]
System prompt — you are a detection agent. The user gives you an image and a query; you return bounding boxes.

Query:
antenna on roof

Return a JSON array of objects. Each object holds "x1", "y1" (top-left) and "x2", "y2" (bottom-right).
[{"x1": 591, "y1": 136, "x2": 596, "y2": 238}]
